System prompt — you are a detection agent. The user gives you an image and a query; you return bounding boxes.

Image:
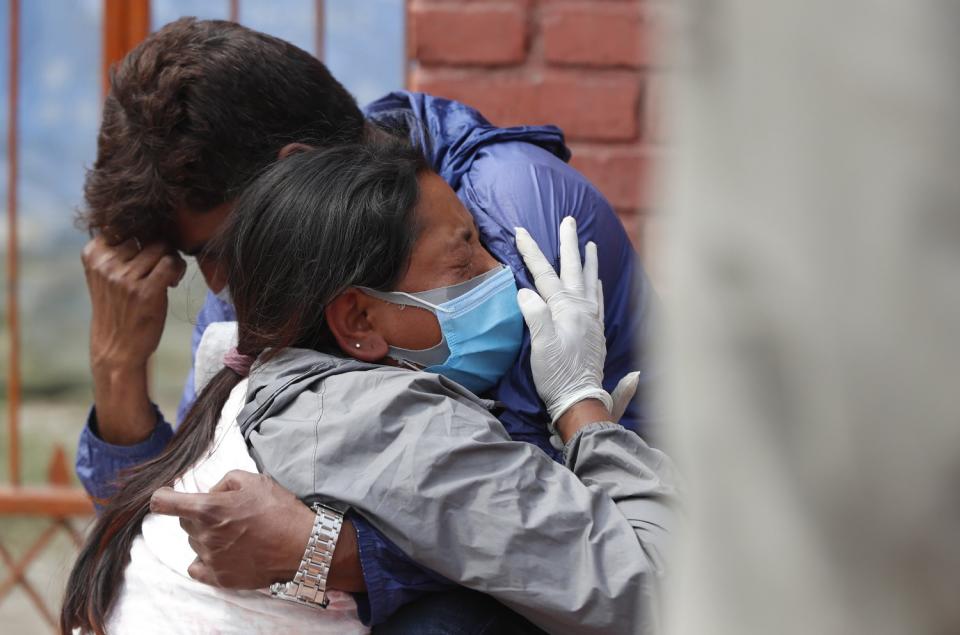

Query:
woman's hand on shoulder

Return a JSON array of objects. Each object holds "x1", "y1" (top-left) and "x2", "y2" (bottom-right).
[{"x1": 514, "y1": 217, "x2": 641, "y2": 443}]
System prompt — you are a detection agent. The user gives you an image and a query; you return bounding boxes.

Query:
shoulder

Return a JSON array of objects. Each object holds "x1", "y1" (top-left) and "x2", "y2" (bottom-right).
[
  {"x1": 324, "y1": 366, "x2": 497, "y2": 427},
  {"x1": 463, "y1": 141, "x2": 612, "y2": 226},
  {"x1": 247, "y1": 356, "x2": 499, "y2": 438},
  {"x1": 316, "y1": 369, "x2": 515, "y2": 461},
  {"x1": 467, "y1": 141, "x2": 592, "y2": 192},
  {"x1": 461, "y1": 141, "x2": 634, "y2": 270},
  {"x1": 246, "y1": 365, "x2": 510, "y2": 494}
]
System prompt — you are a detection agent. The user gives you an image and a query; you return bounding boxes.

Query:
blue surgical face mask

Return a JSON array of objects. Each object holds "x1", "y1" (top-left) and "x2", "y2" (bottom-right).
[{"x1": 358, "y1": 265, "x2": 524, "y2": 394}]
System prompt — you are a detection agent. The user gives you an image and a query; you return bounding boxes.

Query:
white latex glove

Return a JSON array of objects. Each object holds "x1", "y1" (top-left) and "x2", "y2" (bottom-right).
[
  {"x1": 610, "y1": 370, "x2": 641, "y2": 423},
  {"x1": 515, "y1": 216, "x2": 640, "y2": 425}
]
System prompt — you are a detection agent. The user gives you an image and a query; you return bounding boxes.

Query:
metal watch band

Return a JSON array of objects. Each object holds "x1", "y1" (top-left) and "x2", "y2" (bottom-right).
[{"x1": 268, "y1": 503, "x2": 344, "y2": 609}]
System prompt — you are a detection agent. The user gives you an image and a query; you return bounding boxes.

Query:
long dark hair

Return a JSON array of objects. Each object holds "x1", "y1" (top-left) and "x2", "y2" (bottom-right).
[{"x1": 61, "y1": 141, "x2": 427, "y2": 634}]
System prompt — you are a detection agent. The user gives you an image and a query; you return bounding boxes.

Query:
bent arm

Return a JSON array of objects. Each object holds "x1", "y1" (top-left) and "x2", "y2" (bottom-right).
[
  {"x1": 397, "y1": 413, "x2": 676, "y2": 635},
  {"x1": 564, "y1": 422, "x2": 674, "y2": 577},
  {"x1": 249, "y1": 372, "x2": 677, "y2": 635},
  {"x1": 77, "y1": 291, "x2": 230, "y2": 503}
]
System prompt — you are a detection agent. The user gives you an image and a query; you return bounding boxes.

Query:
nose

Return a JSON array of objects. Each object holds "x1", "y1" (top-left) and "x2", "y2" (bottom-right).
[{"x1": 478, "y1": 246, "x2": 500, "y2": 275}]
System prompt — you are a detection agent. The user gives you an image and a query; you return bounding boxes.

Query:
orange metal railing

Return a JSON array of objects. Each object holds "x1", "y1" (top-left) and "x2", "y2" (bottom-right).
[
  {"x1": 315, "y1": 0, "x2": 325, "y2": 63},
  {"x1": 0, "y1": 0, "x2": 93, "y2": 627},
  {"x1": 6, "y1": 0, "x2": 20, "y2": 490},
  {"x1": 1, "y1": 1, "x2": 328, "y2": 629}
]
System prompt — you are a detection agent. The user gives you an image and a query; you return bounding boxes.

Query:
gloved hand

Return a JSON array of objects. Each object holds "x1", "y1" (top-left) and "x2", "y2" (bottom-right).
[{"x1": 515, "y1": 216, "x2": 640, "y2": 425}]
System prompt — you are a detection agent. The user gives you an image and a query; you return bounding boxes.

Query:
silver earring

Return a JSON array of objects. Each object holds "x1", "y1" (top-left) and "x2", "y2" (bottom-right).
[{"x1": 354, "y1": 343, "x2": 361, "y2": 349}]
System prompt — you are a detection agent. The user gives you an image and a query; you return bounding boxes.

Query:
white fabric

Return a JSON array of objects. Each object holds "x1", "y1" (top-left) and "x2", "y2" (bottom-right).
[
  {"x1": 107, "y1": 379, "x2": 367, "y2": 634},
  {"x1": 193, "y1": 321, "x2": 239, "y2": 394}
]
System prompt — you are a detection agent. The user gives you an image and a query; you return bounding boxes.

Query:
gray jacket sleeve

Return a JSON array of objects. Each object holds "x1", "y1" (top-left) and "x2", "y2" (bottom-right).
[{"x1": 246, "y1": 369, "x2": 678, "y2": 635}]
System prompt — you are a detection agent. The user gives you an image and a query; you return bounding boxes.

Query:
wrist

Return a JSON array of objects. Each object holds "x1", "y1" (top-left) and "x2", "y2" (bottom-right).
[
  {"x1": 269, "y1": 503, "x2": 346, "y2": 608},
  {"x1": 328, "y1": 518, "x2": 364, "y2": 592},
  {"x1": 271, "y1": 502, "x2": 316, "y2": 583},
  {"x1": 91, "y1": 343, "x2": 152, "y2": 377},
  {"x1": 555, "y1": 399, "x2": 612, "y2": 444},
  {"x1": 91, "y1": 363, "x2": 156, "y2": 445}
]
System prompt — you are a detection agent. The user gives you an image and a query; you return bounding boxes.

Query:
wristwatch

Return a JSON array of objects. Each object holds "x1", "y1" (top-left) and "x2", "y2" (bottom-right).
[{"x1": 268, "y1": 503, "x2": 344, "y2": 609}]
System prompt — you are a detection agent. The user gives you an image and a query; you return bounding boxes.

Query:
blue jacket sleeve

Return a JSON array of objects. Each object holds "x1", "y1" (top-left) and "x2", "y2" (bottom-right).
[
  {"x1": 458, "y1": 140, "x2": 661, "y2": 438},
  {"x1": 75, "y1": 405, "x2": 174, "y2": 504},
  {"x1": 75, "y1": 292, "x2": 230, "y2": 503},
  {"x1": 349, "y1": 514, "x2": 454, "y2": 626}
]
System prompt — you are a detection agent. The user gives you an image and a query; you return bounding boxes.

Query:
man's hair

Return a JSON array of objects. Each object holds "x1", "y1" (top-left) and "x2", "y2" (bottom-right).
[{"x1": 82, "y1": 17, "x2": 365, "y2": 243}]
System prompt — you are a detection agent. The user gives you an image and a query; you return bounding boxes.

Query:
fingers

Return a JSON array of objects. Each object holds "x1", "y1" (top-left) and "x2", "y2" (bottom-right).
[
  {"x1": 597, "y1": 279, "x2": 606, "y2": 324},
  {"x1": 82, "y1": 236, "x2": 185, "y2": 289},
  {"x1": 583, "y1": 241, "x2": 598, "y2": 307},
  {"x1": 187, "y1": 557, "x2": 218, "y2": 586},
  {"x1": 515, "y1": 227, "x2": 562, "y2": 300},
  {"x1": 81, "y1": 236, "x2": 142, "y2": 269},
  {"x1": 124, "y1": 242, "x2": 172, "y2": 279},
  {"x1": 558, "y1": 217, "x2": 584, "y2": 293},
  {"x1": 208, "y1": 469, "x2": 257, "y2": 494},
  {"x1": 150, "y1": 487, "x2": 217, "y2": 521},
  {"x1": 111, "y1": 238, "x2": 141, "y2": 263},
  {"x1": 187, "y1": 534, "x2": 205, "y2": 559},
  {"x1": 145, "y1": 252, "x2": 188, "y2": 289},
  {"x1": 81, "y1": 236, "x2": 123, "y2": 274},
  {"x1": 517, "y1": 288, "x2": 557, "y2": 342},
  {"x1": 610, "y1": 371, "x2": 641, "y2": 422}
]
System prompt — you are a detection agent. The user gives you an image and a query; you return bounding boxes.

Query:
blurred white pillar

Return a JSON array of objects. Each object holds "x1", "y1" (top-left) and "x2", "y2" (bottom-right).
[{"x1": 661, "y1": 2, "x2": 960, "y2": 634}]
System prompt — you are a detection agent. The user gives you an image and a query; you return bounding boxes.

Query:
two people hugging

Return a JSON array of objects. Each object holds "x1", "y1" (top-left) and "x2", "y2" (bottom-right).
[{"x1": 66, "y1": 18, "x2": 676, "y2": 635}]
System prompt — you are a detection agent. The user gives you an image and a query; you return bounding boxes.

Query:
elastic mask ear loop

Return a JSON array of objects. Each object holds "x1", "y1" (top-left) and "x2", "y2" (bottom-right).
[
  {"x1": 393, "y1": 358, "x2": 424, "y2": 371},
  {"x1": 379, "y1": 291, "x2": 454, "y2": 314}
]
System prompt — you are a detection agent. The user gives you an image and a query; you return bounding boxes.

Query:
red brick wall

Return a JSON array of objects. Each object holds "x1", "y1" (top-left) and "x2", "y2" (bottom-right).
[{"x1": 406, "y1": 0, "x2": 657, "y2": 252}]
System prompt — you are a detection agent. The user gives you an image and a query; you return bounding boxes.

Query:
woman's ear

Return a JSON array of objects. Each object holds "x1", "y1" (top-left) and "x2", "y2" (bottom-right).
[
  {"x1": 325, "y1": 289, "x2": 390, "y2": 362},
  {"x1": 277, "y1": 142, "x2": 315, "y2": 160}
]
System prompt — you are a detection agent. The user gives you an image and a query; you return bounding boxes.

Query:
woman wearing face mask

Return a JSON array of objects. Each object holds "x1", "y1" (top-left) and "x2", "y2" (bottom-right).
[{"x1": 62, "y1": 141, "x2": 677, "y2": 635}]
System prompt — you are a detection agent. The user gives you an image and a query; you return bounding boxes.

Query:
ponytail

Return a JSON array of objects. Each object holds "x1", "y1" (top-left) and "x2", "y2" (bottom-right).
[
  {"x1": 62, "y1": 140, "x2": 427, "y2": 634},
  {"x1": 60, "y1": 367, "x2": 243, "y2": 635}
]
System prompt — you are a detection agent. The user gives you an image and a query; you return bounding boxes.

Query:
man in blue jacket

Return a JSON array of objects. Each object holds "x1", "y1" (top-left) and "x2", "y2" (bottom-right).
[{"x1": 78, "y1": 17, "x2": 659, "y2": 631}]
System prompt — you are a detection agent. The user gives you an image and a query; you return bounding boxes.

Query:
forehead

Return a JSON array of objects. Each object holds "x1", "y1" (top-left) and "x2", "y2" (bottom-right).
[
  {"x1": 172, "y1": 202, "x2": 235, "y2": 254},
  {"x1": 413, "y1": 171, "x2": 472, "y2": 230},
  {"x1": 398, "y1": 171, "x2": 481, "y2": 289}
]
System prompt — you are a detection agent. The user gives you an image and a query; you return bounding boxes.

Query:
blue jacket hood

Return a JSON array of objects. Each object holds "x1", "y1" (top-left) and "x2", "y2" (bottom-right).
[{"x1": 364, "y1": 91, "x2": 571, "y2": 191}]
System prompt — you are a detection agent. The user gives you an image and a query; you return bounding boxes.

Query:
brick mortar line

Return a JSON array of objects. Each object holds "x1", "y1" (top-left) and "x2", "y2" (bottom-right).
[
  {"x1": 413, "y1": 64, "x2": 646, "y2": 80},
  {"x1": 569, "y1": 142, "x2": 662, "y2": 152}
]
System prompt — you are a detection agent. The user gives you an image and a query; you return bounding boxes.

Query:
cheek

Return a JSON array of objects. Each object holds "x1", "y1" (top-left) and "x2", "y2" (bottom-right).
[
  {"x1": 478, "y1": 247, "x2": 499, "y2": 274},
  {"x1": 199, "y1": 257, "x2": 227, "y2": 293},
  {"x1": 383, "y1": 305, "x2": 443, "y2": 350},
  {"x1": 472, "y1": 241, "x2": 500, "y2": 278}
]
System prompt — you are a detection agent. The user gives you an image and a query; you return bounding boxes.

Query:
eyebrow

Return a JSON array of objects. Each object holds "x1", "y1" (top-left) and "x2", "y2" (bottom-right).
[{"x1": 445, "y1": 226, "x2": 473, "y2": 251}]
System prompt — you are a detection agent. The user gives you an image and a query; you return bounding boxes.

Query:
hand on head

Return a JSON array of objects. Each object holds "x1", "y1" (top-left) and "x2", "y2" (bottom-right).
[
  {"x1": 82, "y1": 234, "x2": 186, "y2": 445},
  {"x1": 82, "y1": 234, "x2": 187, "y2": 369}
]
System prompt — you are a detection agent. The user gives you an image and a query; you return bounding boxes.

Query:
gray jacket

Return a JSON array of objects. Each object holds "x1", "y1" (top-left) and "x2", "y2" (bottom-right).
[{"x1": 238, "y1": 348, "x2": 678, "y2": 635}]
